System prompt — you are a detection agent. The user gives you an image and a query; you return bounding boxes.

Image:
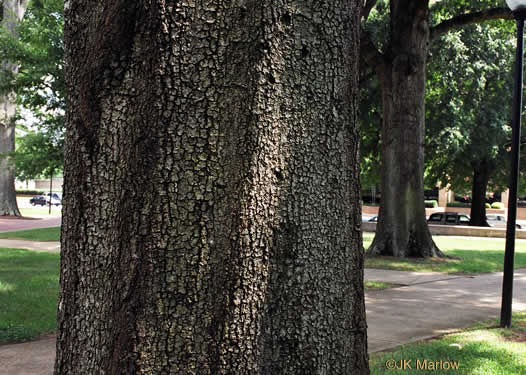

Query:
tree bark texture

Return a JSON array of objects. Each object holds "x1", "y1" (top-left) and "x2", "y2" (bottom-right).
[
  {"x1": 0, "y1": 0, "x2": 26, "y2": 216},
  {"x1": 367, "y1": 0, "x2": 443, "y2": 257},
  {"x1": 56, "y1": 1, "x2": 368, "y2": 374},
  {"x1": 469, "y1": 160, "x2": 491, "y2": 227}
]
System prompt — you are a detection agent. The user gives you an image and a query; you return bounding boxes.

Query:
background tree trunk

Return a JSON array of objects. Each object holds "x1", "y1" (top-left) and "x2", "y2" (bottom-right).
[
  {"x1": 367, "y1": 0, "x2": 443, "y2": 258},
  {"x1": 0, "y1": 0, "x2": 26, "y2": 216},
  {"x1": 0, "y1": 113, "x2": 19, "y2": 216},
  {"x1": 55, "y1": 1, "x2": 368, "y2": 374},
  {"x1": 469, "y1": 160, "x2": 491, "y2": 227}
]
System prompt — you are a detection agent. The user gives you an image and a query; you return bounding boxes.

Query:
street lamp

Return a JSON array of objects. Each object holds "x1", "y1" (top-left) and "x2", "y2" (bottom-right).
[{"x1": 501, "y1": 0, "x2": 526, "y2": 329}]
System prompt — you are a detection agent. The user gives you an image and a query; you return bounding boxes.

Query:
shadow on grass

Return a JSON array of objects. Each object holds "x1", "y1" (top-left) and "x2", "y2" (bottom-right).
[
  {"x1": 0, "y1": 248, "x2": 60, "y2": 343},
  {"x1": 371, "y1": 314, "x2": 526, "y2": 374},
  {"x1": 365, "y1": 250, "x2": 526, "y2": 274}
]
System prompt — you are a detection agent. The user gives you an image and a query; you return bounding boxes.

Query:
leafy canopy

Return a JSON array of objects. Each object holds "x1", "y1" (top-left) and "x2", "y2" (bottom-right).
[{"x1": 0, "y1": 0, "x2": 64, "y2": 179}]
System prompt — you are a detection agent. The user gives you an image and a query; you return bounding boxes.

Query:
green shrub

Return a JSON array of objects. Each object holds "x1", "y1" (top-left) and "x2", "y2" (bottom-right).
[
  {"x1": 486, "y1": 203, "x2": 491, "y2": 208},
  {"x1": 491, "y1": 202, "x2": 505, "y2": 209},
  {"x1": 447, "y1": 202, "x2": 471, "y2": 208},
  {"x1": 424, "y1": 200, "x2": 438, "y2": 208},
  {"x1": 15, "y1": 190, "x2": 45, "y2": 196}
]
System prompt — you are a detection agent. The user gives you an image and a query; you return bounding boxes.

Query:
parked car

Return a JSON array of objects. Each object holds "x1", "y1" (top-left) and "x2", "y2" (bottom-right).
[
  {"x1": 427, "y1": 212, "x2": 471, "y2": 226},
  {"x1": 30, "y1": 196, "x2": 48, "y2": 206},
  {"x1": 47, "y1": 197, "x2": 61, "y2": 206},
  {"x1": 43, "y1": 193, "x2": 62, "y2": 206},
  {"x1": 46, "y1": 192, "x2": 61, "y2": 200},
  {"x1": 486, "y1": 214, "x2": 522, "y2": 229}
]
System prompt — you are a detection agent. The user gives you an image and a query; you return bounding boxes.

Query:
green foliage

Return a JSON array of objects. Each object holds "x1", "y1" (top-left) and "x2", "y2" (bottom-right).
[
  {"x1": 491, "y1": 202, "x2": 505, "y2": 209},
  {"x1": 15, "y1": 127, "x2": 63, "y2": 180},
  {"x1": 364, "y1": 281, "x2": 399, "y2": 291},
  {"x1": 486, "y1": 203, "x2": 492, "y2": 208},
  {"x1": 430, "y1": 0, "x2": 508, "y2": 20},
  {"x1": 425, "y1": 19, "x2": 515, "y2": 196},
  {"x1": 16, "y1": 190, "x2": 45, "y2": 196},
  {"x1": 0, "y1": 0, "x2": 64, "y2": 113},
  {"x1": 0, "y1": 0, "x2": 65, "y2": 180},
  {"x1": 15, "y1": 189, "x2": 45, "y2": 195}
]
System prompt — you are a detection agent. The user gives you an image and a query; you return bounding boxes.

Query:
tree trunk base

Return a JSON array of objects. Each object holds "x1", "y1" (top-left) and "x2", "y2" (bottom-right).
[
  {"x1": 0, "y1": 210, "x2": 21, "y2": 217},
  {"x1": 367, "y1": 230, "x2": 446, "y2": 258}
]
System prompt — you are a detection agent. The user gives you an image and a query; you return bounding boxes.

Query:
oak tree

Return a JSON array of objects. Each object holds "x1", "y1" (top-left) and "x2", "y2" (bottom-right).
[
  {"x1": 361, "y1": 0, "x2": 513, "y2": 257},
  {"x1": 55, "y1": 1, "x2": 368, "y2": 374},
  {"x1": 0, "y1": 0, "x2": 27, "y2": 216},
  {"x1": 0, "y1": 0, "x2": 65, "y2": 202}
]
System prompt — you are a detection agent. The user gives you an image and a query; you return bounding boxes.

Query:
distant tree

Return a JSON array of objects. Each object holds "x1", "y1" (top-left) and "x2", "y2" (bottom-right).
[
  {"x1": 361, "y1": 0, "x2": 513, "y2": 257},
  {"x1": 15, "y1": 122, "x2": 62, "y2": 175},
  {"x1": 0, "y1": 0, "x2": 64, "y2": 198},
  {"x1": 0, "y1": 0, "x2": 28, "y2": 216},
  {"x1": 426, "y1": 20, "x2": 515, "y2": 226},
  {"x1": 0, "y1": 0, "x2": 64, "y2": 116}
]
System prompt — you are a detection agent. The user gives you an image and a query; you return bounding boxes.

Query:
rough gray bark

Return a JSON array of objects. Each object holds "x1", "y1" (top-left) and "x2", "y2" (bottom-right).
[
  {"x1": 0, "y1": 0, "x2": 26, "y2": 216},
  {"x1": 55, "y1": 1, "x2": 368, "y2": 374},
  {"x1": 366, "y1": 0, "x2": 443, "y2": 258}
]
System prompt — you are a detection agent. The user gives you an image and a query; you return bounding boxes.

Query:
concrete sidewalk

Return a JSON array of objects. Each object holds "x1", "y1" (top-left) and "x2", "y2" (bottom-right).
[
  {"x1": 0, "y1": 217, "x2": 61, "y2": 233},
  {"x1": 0, "y1": 337, "x2": 55, "y2": 375},
  {"x1": 366, "y1": 269, "x2": 526, "y2": 352},
  {"x1": 364, "y1": 268, "x2": 471, "y2": 286},
  {"x1": 0, "y1": 240, "x2": 60, "y2": 253},
  {"x1": 1, "y1": 240, "x2": 526, "y2": 373}
]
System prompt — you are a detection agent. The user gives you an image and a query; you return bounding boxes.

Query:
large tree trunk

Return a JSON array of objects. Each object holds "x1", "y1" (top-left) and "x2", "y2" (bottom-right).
[
  {"x1": 55, "y1": 1, "x2": 368, "y2": 374},
  {"x1": 0, "y1": 0, "x2": 26, "y2": 217},
  {"x1": 469, "y1": 160, "x2": 491, "y2": 227},
  {"x1": 367, "y1": 0, "x2": 443, "y2": 258},
  {"x1": 0, "y1": 99, "x2": 19, "y2": 216}
]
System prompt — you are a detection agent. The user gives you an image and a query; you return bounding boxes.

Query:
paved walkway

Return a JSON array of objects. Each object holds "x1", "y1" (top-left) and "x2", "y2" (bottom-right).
[
  {"x1": 1, "y1": 241, "x2": 526, "y2": 373},
  {"x1": 0, "y1": 240, "x2": 60, "y2": 253},
  {"x1": 0, "y1": 217, "x2": 61, "y2": 233},
  {"x1": 366, "y1": 269, "x2": 526, "y2": 352}
]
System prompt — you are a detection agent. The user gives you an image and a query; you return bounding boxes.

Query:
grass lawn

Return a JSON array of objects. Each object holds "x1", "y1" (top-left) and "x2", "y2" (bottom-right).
[
  {"x1": 363, "y1": 232, "x2": 526, "y2": 274},
  {"x1": 365, "y1": 281, "x2": 400, "y2": 291},
  {"x1": 0, "y1": 227, "x2": 61, "y2": 242},
  {"x1": 370, "y1": 313, "x2": 526, "y2": 374},
  {"x1": 19, "y1": 207, "x2": 61, "y2": 218},
  {"x1": 0, "y1": 248, "x2": 60, "y2": 343}
]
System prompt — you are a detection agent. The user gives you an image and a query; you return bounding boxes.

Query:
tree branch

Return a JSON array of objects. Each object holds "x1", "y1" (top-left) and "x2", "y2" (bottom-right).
[{"x1": 430, "y1": 8, "x2": 513, "y2": 42}]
